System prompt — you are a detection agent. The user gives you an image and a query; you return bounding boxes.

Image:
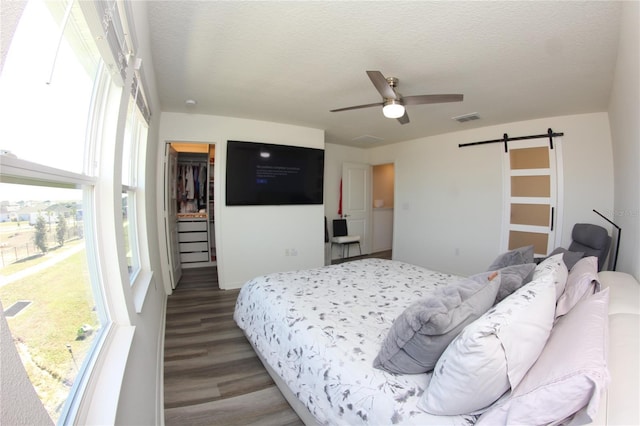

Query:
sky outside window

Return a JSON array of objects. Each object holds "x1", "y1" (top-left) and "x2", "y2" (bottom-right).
[{"x1": 0, "y1": 0, "x2": 99, "y2": 176}]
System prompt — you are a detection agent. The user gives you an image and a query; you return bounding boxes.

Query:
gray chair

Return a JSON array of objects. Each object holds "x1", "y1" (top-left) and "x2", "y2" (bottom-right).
[
  {"x1": 331, "y1": 219, "x2": 361, "y2": 258},
  {"x1": 569, "y1": 223, "x2": 611, "y2": 271}
]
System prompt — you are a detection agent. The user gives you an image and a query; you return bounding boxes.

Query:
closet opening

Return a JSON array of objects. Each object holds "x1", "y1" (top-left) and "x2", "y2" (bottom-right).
[{"x1": 165, "y1": 142, "x2": 218, "y2": 289}]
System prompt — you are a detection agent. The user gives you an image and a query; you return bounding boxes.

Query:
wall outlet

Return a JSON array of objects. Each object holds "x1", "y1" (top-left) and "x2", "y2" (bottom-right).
[{"x1": 285, "y1": 248, "x2": 298, "y2": 256}]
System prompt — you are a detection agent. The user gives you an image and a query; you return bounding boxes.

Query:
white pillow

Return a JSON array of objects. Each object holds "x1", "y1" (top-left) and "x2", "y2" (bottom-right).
[
  {"x1": 556, "y1": 256, "x2": 600, "y2": 318},
  {"x1": 477, "y1": 288, "x2": 610, "y2": 425},
  {"x1": 419, "y1": 274, "x2": 557, "y2": 415},
  {"x1": 533, "y1": 253, "x2": 568, "y2": 300}
]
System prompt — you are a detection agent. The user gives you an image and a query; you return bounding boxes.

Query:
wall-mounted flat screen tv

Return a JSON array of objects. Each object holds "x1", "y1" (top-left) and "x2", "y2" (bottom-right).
[{"x1": 225, "y1": 140, "x2": 324, "y2": 206}]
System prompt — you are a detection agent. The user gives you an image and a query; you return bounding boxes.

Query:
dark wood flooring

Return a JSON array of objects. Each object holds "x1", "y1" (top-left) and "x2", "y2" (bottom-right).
[
  {"x1": 332, "y1": 249, "x2": 392, "y2": 264},
  {"x1": 163, "y1": 267, "x2": 303, "y2": 425},
  {"x1": 163, "y1": 251, "x2": 392, "y2": 425}
]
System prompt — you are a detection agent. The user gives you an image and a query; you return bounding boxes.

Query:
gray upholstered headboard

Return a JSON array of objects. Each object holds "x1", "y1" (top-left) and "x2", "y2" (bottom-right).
[{"x1": 568, "y1": 223, "x2": 611, "y2": 271}]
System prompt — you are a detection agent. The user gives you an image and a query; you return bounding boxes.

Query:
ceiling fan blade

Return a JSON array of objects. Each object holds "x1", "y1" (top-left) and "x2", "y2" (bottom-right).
[
  {"x1": 403, "y1": 94, "x2": 464, "y2": 105},
  {"x1": 330, "y1": 102, "x2": 382, "y2": 112},
  {"x1": 366, "y1": 71, "x2": 398, "y2": 100},
  {"x1": 397, "y1": 111, "x2": 410, "y2": 125}
]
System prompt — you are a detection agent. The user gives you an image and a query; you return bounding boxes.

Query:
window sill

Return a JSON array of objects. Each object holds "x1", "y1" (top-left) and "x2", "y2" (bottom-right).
[
  {"x1": 72, "y1": 324, "x2": 135, "y2": 425},
  {"x1": 132, "y1": 269, "x2": 154, "y2": 313},
  {"x1": 0, "y1": 154, "x2": 96, "y2": 186}
]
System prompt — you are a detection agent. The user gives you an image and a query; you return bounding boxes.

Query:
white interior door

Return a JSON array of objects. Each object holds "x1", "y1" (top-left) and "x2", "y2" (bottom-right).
[
  {"x1": 502, "y1": 138, "x2": 563, "y2": 256},
  {"x1": 165, "y1": 144, "x2": 182, "y2": 288},
  {"x1": 342, "y1": 162, "x2": 372, "y2": 255}
]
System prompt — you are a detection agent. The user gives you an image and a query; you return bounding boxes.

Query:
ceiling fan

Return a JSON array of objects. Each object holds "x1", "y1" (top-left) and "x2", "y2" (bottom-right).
[{"x1": 330, "y1": 71, "x2": 463, "y2": 125}]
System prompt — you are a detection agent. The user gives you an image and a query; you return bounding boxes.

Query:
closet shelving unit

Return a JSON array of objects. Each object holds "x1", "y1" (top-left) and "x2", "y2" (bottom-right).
[{"x1": 176, "y1": 153, "x2": 210, "y2": 267}]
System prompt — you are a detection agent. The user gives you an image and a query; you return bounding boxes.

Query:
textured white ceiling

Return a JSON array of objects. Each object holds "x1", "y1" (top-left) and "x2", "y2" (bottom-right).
[{"x1": 146, "y1": 1, "x2": 622, "y2": 147}]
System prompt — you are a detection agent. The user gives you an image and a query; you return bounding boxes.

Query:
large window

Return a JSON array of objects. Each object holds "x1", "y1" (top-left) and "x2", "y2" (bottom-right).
[
  {"x1": 0, "y1": 184, "x2": 104, "y2": 423},
  {"x1": 0, "y1": 0, "x2": 100, "y2": 174},
  {"x1": 122, "y1": 93, "x2": 149, "y2": 283},
  {"x1": 0, "y1": 0, "x2": 147, "y2": 423}
]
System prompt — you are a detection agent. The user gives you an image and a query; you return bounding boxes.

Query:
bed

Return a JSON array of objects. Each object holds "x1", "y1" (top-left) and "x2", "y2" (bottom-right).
[
  {"x1": 234, "y1": 255, "x2": 638, "y2": 425},
  {"x1": 234, "y1": 258, "x2": 476, "y2": 425}
]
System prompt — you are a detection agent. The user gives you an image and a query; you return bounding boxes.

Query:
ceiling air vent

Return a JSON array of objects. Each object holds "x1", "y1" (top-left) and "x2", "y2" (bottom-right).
[
  {"x1": 352, "y1": 135, "x2": 384, "y2": 144},
  {"x1": 453, "y1": 112, "x2": 480, "y2": 123}
]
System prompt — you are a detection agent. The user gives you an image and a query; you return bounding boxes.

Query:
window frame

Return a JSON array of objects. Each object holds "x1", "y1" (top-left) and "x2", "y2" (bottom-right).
[
  {"x1": 120, "y1": 69, "x2": 153, "y2": 313},
  {"x1": 0, "y1": 0, "x2": 152, "y2": 422},
  {"x1": 121, "y1": 93, "x2": 148, "y2": 285},
  {"x1": 0, "y1": 59, "x2": 130, "y2": 426}
]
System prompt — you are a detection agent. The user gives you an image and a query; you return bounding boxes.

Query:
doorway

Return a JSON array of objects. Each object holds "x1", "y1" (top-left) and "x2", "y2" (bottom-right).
[
  {"x1": 163, "y1": 141, "x2": 218, "y2": 290},
  {"x1": 331, "y1": 162, "x2": 394, "y2": 263},
  {"x1": 372, "y1": 163, "x2": 394, "y2": 254}
]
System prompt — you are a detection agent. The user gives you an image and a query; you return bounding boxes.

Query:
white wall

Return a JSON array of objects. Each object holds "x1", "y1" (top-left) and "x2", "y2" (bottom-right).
[
  {"x1": 367, "y1": 113, "x2": 614, "y2": 276},
  {"x1": 158, "y1": 113, "x2": 325, "y2": 290},
  {"x1": 608, "y1": 0, "x2": 640, "y2": 281}
]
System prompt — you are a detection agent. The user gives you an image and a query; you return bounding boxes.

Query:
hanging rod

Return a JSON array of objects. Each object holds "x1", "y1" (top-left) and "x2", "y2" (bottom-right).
[
  {"x1": 459, "y1": 128, "x2": 564, "y2": 152},
  {"x1": 177, "y1": 160, "x2": 207, "y2": 165}
]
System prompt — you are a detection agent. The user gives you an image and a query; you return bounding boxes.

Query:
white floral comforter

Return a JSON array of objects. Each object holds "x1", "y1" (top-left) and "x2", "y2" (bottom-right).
[{"x1": 234, "y1": 258, "x2": 477, "y2": 425}]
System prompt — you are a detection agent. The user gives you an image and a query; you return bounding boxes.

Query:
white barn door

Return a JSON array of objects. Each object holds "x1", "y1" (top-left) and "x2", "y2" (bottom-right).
[{"x1": 502, "y1": 138, "x2": 563, "y2": 257}]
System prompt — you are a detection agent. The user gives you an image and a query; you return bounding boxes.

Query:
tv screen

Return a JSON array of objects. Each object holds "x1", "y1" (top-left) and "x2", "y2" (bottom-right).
[{"x1": 225, "y1": 140, "x2": 324, "y2": 206}]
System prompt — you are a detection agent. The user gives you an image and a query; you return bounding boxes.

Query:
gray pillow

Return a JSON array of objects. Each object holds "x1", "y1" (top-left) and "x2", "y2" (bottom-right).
[
  {"x1": 494, "y1": 263, "x2": 537, "y2": 303},
  {"x1": 488, "y1": 245, "x2": 535, "y2": 270},
  {"x1": 373, "y1": 272, "x2": 501, "y2": 374},
  {"x1": 547, "y1": 247, "x2": 584, "y2": 270}
]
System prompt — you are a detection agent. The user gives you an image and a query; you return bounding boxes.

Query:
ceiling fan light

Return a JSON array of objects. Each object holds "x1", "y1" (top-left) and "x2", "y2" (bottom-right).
[{"x1": 382, "y1": 100, "x2": 405, "y2": 118}]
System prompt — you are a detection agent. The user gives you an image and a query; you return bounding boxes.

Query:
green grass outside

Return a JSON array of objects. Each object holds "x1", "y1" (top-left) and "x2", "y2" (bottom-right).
[
  {"x1": 1, "y1": 220, "x2": 84, "y2": 271},
  {"x1": 0, "y1": 220, "x2": 30, "y2": 230},
  {"x1": 0, "y1": 247, "x2": 100, "y2": 421},
  {"x1": 0, "y1": 239, "x2": 83, "y2": 276}
]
